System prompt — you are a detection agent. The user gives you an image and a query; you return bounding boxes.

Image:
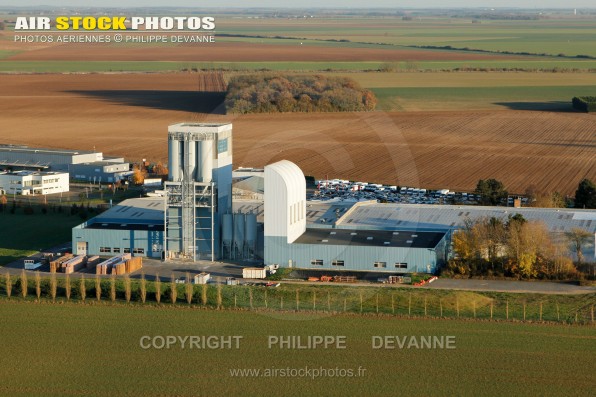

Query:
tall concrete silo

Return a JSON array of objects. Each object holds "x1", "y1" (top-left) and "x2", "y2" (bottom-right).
[{"x1": 164, "y1": 123, "x2": 233, "y2": 261}]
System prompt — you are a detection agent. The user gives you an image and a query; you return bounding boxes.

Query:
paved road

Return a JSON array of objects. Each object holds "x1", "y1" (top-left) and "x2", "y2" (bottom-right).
[{"x1": 4, "y1": 249, "x2": 595, "y2": 295}]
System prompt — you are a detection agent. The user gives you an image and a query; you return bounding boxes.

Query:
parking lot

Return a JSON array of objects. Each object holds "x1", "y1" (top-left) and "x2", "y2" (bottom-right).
[{"x1": 310, "y1": 179, "x2": 527, "y2": 206}]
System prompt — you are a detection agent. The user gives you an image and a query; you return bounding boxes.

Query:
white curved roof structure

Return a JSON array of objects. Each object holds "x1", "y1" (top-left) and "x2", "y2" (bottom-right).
[{"x1": 264, "y1": 160, "x2": 306, "y2": 243}]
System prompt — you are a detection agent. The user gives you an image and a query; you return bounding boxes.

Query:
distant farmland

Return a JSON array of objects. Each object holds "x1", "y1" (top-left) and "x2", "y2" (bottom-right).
[
  {"x1": 1, "y1": 14, "x2": 595, "y2": 195},
  {"x1": 3, "y1": 16, "x2": 596, "y2": 73},
  {"x1": 0, "y1": 73, "x2": 594, "y2": 195}
]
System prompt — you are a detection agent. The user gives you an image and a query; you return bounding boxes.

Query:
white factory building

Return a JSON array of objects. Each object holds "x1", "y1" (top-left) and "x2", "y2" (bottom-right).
[
  {"x1": 0, "y1": 144, "x2": 129, "y2": 183},
  {"x1": 0, "y1": 170, "x2": 69, "y2": 195}
]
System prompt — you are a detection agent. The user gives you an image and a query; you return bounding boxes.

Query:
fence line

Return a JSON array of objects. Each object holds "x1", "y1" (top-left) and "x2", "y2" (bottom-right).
[{"x1": 1, "y1": 274, "x2": 594, "y2": 325}]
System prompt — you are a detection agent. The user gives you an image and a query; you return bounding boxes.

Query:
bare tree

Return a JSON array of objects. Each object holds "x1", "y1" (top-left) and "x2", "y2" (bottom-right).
[
  {"x1": 139, "y1": 272, "x2": 146, "y2": 303},
  {"x1": 20, "y1": 270, "x2": 28, "y2": 298},
  {"x1": 170, "y1": 274, "x2": 177, "y2": 304},
  {"x1": 565, "y1": 228, "x2": 593, "y2": 264}
]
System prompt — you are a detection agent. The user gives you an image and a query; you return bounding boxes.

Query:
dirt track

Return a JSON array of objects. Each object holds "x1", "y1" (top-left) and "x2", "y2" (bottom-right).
[{"x1": 0, "y1": 73, "x2": 594, "y2": 195}]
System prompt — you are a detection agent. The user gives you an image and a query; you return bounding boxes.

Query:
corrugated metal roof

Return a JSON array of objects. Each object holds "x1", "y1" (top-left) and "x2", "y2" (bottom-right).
[
  {"x1": 294, "y1": 228, "x2": 445, "y2": 248},
  {"x1": 336, "y1": 202, "x2": 596, "y2": 233}
]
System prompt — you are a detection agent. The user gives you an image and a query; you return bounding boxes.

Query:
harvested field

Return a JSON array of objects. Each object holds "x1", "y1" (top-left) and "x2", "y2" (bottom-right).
[
  {"x1": 197, "y1": 71, "x2": 227, "y2": 91},
  {"x1": 0, "y1": 73, "x2": 594, "y2": 195},
  {"x1": 2, "y1": 35, "x2": 522, "y2": 62},
  {"x1": 232, "y1": 111, "x2": 596, "y2": 195}
]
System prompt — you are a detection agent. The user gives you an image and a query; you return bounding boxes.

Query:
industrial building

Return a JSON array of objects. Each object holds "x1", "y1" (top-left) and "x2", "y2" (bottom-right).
[
  {"x1": 70, "y1": 161, "x2": 131, "y2": 183},
  {"x1": 72, "y1": 197, "x2": 164, "y2": 258},
  {"x1": 0, "y1": 144, "x2": 129, "y2": 182},
  {"x1": 0, "y1": 170, "x2": 69, "y2": 195},
  {"x1": 72, "y1": 122, "x2": 596, "y2": 273},
  {"x1": 262, "y1": 160, "x2": 448, "y2": 273}
]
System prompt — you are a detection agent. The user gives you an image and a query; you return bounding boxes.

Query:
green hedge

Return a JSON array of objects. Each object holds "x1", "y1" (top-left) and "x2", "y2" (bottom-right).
[{"x1": 572, "y1": 96, "x2": 596, "y2": 112}]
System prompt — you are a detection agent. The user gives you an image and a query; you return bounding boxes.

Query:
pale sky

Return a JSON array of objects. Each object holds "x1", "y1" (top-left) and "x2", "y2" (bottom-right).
[{"x1": 0, "y1": 0, "x2": 594, "y2": 8}]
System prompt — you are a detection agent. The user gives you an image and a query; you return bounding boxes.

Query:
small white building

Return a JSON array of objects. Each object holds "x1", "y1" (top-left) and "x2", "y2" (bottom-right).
[
  {"x1": 0, "y1": 170, "x2": 69, "y2": 195},
  {"x1": 143, "y1": 178, "x2": 163, "y2": 187},
  {"x1": 195, "y1": 272, "x2": 211, "y2": 284},
  {"x1": 242, "y1": 267, "x2": 267, "y2": 279}
]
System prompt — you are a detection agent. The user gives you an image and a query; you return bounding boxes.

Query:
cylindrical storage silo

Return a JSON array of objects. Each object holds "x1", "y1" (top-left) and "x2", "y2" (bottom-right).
[
  {"x1": 168, "y1": 137, "x2": 180, "y2": 181},
  {"x1": 222, "y1": 214, "x2": 233, "y2": 248},
  {"x1": 200, "y1": 139, "x2": 214, "y2": 183},
  {"x1": 245, "y1": 213, "x2": 257, "y2": 248},
  {"x1": 233, "y1": 213, "x2": 245, "y2": 249},
  {"x1": 186, "y1": 138, "x2": 196, "y2": 181},
  {"x1": 178, "y1": 140, "x2": 184, "y2": 180}
]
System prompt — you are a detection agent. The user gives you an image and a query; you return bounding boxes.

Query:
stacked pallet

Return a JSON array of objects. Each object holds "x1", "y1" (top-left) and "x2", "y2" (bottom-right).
[
  {"x1": 62, "y1": 255, "x2": 88, "y2": 274},
  {"x1": 96, "y1": 254, "x2": 131, "y2": 275},
  {"x1": 333, "y1": 275, "x2": 356, "y2": 283},
  {"x1": 85, "y1": 256, "x2": 101, "y2": 270},
  {"x1": 124, "y1": 257, "x2": 143, "y2": 273},
  {"x1": 49, "y1": 254, "x2": 73, "y2": 273},
  {"x1": 96, "y1": 262, "x2": 110, "y2": 275},
  {"x1": 111, "y1": 262, "x2": 126, "y2": 275}
]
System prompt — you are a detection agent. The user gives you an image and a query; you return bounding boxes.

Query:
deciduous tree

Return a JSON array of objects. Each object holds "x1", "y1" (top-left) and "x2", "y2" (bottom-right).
[
  {"x1": 574, "y1": 178, "x2": 596, "y2": 209},
  {"x1": 565, "y1": 227, "x2": 592, "y2": 264},
  {"x1": 475, "y1": 179, "x2": 508, "y2": 206}
]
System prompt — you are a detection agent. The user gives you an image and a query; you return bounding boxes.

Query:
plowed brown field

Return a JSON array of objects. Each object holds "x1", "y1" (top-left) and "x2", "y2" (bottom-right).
[{"x1": 0, "y1": 73, "x2": 594, "y2": 195}]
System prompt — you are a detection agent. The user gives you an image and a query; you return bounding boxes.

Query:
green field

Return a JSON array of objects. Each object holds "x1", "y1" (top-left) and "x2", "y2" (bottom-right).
[
  {"x1": 372, "y1": 85, "x2": 596, "y2": 111},
  {"x1": 2, "y1": 59, "x2": 596, "y2": 73},
  {"x1": 323, "y1": 71, "x2": 596, "y2": 110},
  {"x1": 0, "y1": 209, "x2": 82, "y2": 265},
  {"x1": 216, "y1": 17, "x2": 596, "y2": 58},
  {"x1": 0, "y1": 299, "x2": 594, "y2": 396},
  {"x1": 0, "y1": 50, "x2": 18, "y2": 60}
]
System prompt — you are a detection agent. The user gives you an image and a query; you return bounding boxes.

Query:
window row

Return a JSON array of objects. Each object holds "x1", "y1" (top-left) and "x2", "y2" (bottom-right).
[
  {"x1": 99, "y1": 247, "x2": 144, "y2": 255},
  {"x1": 310, "y1": 260, "x2": 408, "y2": 269}
]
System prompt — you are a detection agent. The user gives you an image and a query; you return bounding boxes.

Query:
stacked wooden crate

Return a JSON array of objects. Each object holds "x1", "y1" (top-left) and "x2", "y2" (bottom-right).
[
  {"x1": 49, "y1": 254, "x2": 73, "y2": 273},
  {"x1": 85, "y1": 256, "x2": 101, "y2": 270},
  {"x1": 95, "y1": 253, "x2": 132, "y2": 274},
  {"x1": 124, "y1": 257, "x2": 143, "y2": 273},
  {"x1": 62, "y1": 255, "x2": 88, "y2": 274},
  {"x1": 96, "y1": 254, "x2": 132, "y2": 275}
]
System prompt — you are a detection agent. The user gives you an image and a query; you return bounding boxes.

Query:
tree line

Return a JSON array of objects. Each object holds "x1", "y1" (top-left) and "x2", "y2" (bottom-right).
[
  {"x1": 572, "y1": 96, "x2": 596, "y2": 113},
  {"x1": 446, "y1": 214, "x2": 593, "y2": 280},
  {"x1": 475, "y1": 177, "x2": 595, "y2": 209},
  {"x1": 225, "y1": 74, "x2": 377, "y2": 114},
  {"x1": 2, "y1": 271, "x2": 592, "y2": 324}
]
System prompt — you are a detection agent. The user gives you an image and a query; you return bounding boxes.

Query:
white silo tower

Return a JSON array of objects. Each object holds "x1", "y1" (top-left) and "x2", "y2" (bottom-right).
[{"x1": 164, "y1": 123, "x2": 233, "y2": 261}]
